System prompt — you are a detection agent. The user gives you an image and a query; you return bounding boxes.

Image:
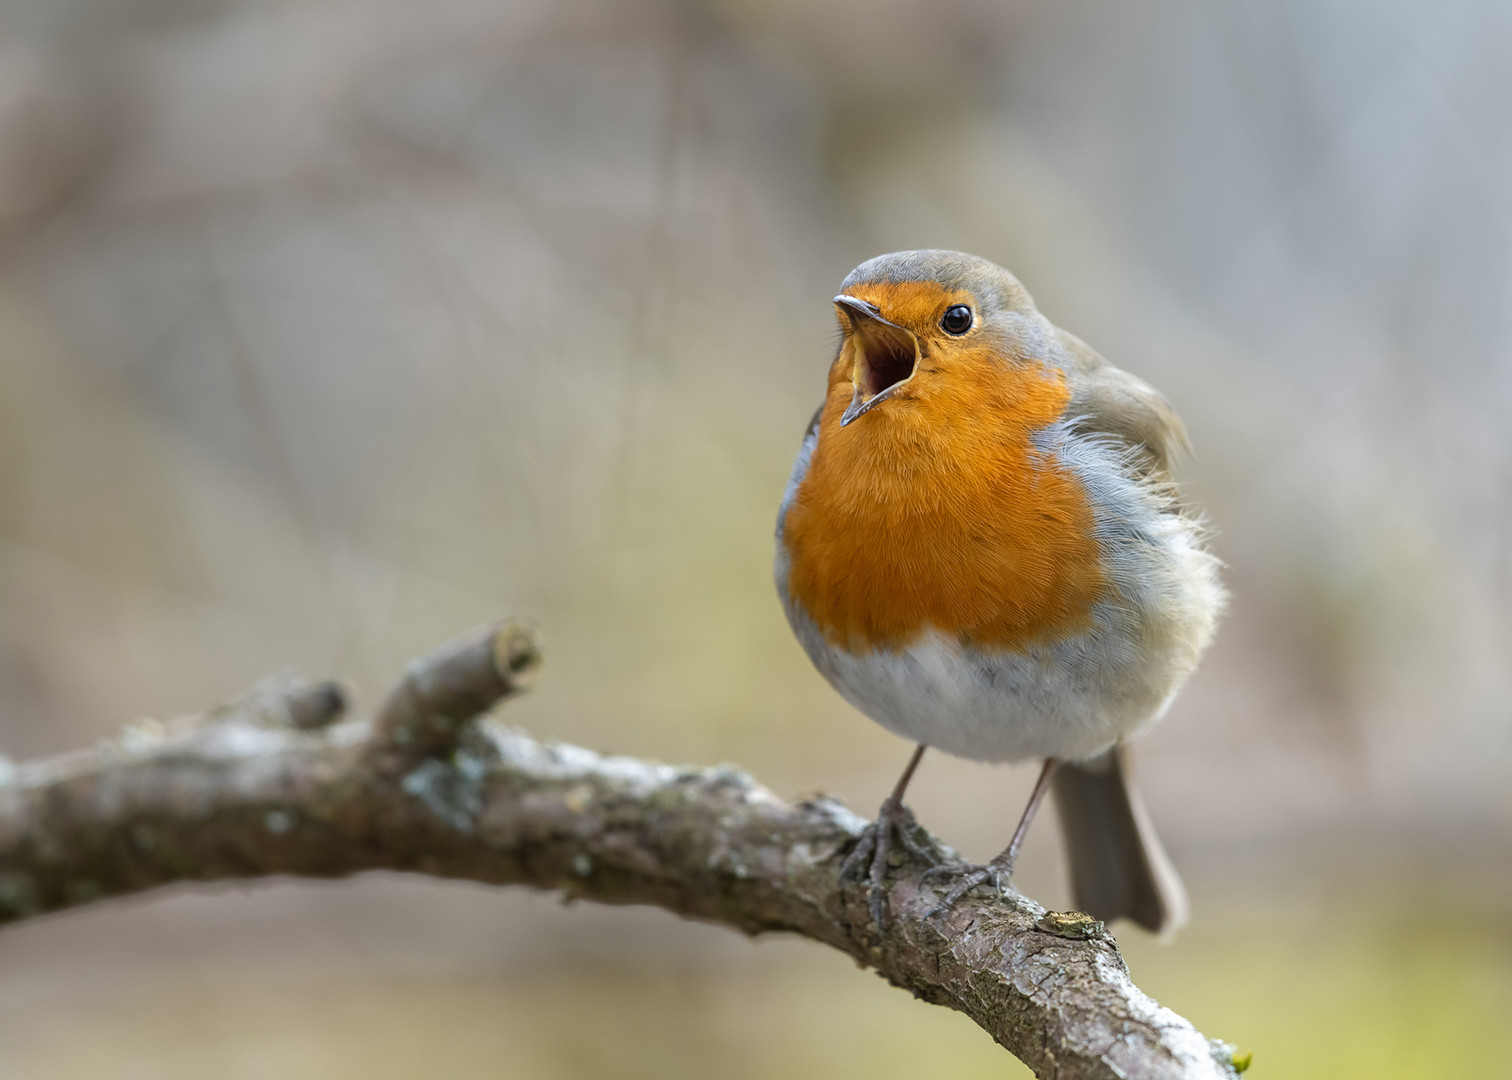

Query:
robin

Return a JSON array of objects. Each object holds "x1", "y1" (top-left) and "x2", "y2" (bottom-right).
[{"x1": 775, "y1": 251, "x2": 1223, "y2": 933}]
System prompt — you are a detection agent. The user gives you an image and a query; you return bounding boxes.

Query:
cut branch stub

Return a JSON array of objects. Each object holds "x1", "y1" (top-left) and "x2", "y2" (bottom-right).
[
  {"x1": 284, "y1": 681, "x2": 348, "y2": 730},
  {"x1": 371, "y1": 619, "x2": 541, "y2": 759}
]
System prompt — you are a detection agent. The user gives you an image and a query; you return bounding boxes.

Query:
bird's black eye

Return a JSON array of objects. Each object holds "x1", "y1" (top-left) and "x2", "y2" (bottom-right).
[{"x1": 941, "y1": 305, "x2": 973, "y2": 335}]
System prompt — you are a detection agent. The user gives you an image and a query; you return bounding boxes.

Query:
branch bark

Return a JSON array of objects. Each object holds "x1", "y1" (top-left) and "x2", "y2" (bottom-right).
[{"x1": 0, "y1": 621, "x2": 1241, "y2": 1080}]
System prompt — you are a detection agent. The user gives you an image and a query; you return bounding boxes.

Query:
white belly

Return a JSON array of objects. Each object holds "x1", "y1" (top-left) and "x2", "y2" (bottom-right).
[{"x1": 781, "y1": 614, "x2": 1165, "y2": 763}]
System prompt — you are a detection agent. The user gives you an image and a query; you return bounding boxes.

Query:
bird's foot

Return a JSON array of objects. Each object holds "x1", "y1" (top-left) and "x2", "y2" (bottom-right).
[
  {"x1": 839, "y1": 796, "x2": 938, "y2": 929},
  {"x1": 920, "y1": 856, "x2": 1020, "y2": 923}
]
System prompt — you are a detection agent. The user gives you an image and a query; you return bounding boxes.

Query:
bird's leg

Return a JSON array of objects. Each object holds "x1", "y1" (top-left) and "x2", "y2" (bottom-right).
[
  {"x1": 839, "y1": 744, "x2": 935, "y2": 928},
  {"x1": 923, "y1": 757, "x2": 1059, "y2": 921}
]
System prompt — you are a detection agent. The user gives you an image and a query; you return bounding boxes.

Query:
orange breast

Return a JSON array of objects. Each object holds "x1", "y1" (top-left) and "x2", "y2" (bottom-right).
[{"x1": 782, "y1": 347, "x2": 1105, "y2": 653}]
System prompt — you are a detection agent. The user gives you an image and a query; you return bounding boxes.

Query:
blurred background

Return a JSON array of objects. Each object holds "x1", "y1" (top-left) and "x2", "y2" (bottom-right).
[{"x1": 1, "y1": 0, "x2": 1509, "y2": 1076}]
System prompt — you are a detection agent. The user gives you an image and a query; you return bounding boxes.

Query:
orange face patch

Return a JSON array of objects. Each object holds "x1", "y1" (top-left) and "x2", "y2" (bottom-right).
[
  {"x1": 839, "y1": 281, "x2": 976, "y2": 334},
  {"x1": 784, "y1": 284, "x2": 1104, "y2": 652}
]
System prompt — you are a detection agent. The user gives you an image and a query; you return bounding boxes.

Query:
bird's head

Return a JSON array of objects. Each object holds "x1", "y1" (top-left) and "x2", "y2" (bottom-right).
[{"x1": 829, "y1": 250, "x2": 1048, "y2": 428}]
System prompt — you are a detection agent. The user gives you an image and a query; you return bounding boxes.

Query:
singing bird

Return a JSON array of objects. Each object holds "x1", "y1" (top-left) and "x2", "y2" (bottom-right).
[{"x1": 775, "y1": 251, "x2": 1223, "y2": 932}]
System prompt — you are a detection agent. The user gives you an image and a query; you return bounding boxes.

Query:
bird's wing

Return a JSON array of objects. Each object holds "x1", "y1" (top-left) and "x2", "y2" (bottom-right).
[{"x1": 1054, "y1": 327, "x2": 1189, "y2": 478}]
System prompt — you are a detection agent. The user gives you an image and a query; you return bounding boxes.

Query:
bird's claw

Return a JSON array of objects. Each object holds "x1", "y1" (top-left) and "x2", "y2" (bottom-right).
[
  {"x1": 921, "y1": 858, "x2": 1015, "y2": 923},
  {"x1": 838, "y1": 822, "x2": 880, "y2": 883},
  {"x1": 839, "y1": 798, "x2": 937, "y2": 929}
]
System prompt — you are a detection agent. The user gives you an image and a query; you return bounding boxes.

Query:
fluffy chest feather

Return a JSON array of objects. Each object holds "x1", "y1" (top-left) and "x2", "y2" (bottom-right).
[{"x1": 780, "y1": 355, "x2": 1104, "y2": 654}]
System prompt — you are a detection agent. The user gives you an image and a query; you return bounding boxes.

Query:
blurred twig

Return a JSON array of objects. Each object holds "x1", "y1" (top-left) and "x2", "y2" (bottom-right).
[{"x1": 0, "y1": 622, "x2": 1240, "y2": 1080}]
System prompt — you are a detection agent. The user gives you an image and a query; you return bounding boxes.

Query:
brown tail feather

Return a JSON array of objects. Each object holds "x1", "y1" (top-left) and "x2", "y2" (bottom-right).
[{"x1": 1051, "y1": 745, "x2": 1188, "y2": 935}]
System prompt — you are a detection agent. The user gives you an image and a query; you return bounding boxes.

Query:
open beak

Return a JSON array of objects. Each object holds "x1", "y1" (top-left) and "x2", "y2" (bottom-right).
[{"x1": 833, "y1": 295, "x2": 920, "y2": 426}]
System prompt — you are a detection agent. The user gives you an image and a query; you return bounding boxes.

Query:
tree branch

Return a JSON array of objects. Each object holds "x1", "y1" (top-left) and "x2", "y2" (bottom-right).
[{"x1": 0, "y1": 621, "x2": 1241, "y2": 1080}]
